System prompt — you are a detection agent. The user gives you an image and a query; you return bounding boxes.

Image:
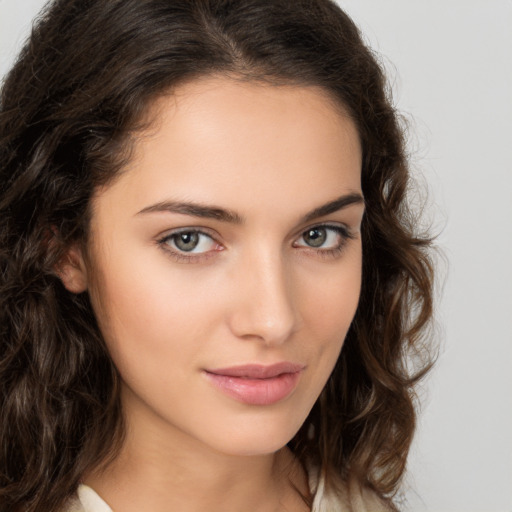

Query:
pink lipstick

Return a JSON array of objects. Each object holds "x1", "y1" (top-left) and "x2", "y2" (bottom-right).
[{"x1": 204, "y1": 362, "x2": 304, "y2": 405}]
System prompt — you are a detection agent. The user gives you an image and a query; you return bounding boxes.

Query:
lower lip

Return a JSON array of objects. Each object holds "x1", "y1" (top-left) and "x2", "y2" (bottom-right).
[{"x1": 204, "y1": 371, "x2": 301, "y2": 405}]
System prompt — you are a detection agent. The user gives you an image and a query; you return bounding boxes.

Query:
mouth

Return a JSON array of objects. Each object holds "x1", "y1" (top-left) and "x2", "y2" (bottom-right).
[{"x1": 203, "y1": 362, "x2": 305, "y2": 406}]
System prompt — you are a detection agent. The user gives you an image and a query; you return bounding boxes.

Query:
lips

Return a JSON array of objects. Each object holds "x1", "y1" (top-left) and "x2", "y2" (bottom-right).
[{"x1": 204, "y1": 362, "x2": 304, "y2": 405}]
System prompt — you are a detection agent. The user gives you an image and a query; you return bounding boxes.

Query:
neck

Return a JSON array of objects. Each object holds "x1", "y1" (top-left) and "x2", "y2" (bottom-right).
[{"x1": 83, "y1": 390, "x2": 310, "y2": 512}]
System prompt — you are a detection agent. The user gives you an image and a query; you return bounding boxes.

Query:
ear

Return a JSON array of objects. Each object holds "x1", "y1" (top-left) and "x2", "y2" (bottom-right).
[{"x1": 55, "y1": 243, "x2": 89, "y2": 294}]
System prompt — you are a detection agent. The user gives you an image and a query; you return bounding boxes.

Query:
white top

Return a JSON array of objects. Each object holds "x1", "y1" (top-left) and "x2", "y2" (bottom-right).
[{"x1": 64, "y1": 469, "x2": 390, "y2": 512}]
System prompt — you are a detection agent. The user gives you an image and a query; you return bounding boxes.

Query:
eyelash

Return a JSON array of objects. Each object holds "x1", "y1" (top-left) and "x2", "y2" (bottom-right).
[
  {"x1": 157, "y1": 224, "x2": 355, "y2": 263},
  {"x1": 294, "y1": 224, "x2": 355, "y2": 260}
]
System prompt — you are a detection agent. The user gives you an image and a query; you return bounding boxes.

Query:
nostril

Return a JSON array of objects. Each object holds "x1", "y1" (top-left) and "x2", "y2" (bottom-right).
[{"x1": 227, "y1": 285, "x2": 298, "y2": 345}]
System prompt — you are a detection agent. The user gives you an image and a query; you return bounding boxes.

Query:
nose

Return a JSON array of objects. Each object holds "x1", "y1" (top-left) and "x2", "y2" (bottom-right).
[{"x1": 226, "y1": 249, "x2": 299, "y2": 346}]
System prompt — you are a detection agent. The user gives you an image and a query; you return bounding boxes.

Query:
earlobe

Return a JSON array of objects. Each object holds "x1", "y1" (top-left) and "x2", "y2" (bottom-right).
[{"x1": 55, "y1": 244, "x2": 88, "y2": 294}]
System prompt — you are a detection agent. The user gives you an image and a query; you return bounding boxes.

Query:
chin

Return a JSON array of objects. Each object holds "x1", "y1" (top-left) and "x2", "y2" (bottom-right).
[{"x1": 198, "y1": 411, "x2": 307, "y2": 457}]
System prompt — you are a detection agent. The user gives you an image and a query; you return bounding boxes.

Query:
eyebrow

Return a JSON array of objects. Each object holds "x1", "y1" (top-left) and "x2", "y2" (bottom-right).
[
  {"x1": 136, "y1": 192, "x2": 364, "y2": 225},
  {"x1": 300, "y1": 192, "x2": 364, "y2": 224}
]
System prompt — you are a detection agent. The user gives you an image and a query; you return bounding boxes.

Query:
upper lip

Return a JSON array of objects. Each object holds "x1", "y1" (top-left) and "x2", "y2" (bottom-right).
[{"x1": 205, "y1": 362, "x2": 305, "y2": 379}]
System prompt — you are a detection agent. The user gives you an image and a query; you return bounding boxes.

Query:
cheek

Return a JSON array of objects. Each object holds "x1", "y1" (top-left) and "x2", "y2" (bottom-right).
[
  {"x1": 86, "y1": 246, "x2": 232, "y2": 384},
  {"x1": 87, "y1": 238, "x2": 361, "y2": 379},
  {"x1": 297, "y1": 246, "x2": 362, "y2": 375},
  {"x1": 303, "y1": 249, "x2": 362, "y2": 333}
]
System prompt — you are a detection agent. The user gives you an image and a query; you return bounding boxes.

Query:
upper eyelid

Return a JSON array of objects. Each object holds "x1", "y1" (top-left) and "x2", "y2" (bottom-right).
[
  {"x1": 159, "y1": 226, "x2": 218, "y2": 241},
  {"x1": 293, "y1": 224, "x2": 353, "y2": 247},
  {"x1": 159, "y1": 223, "x2": 352, "y2": 252},
  {"x1": 293, "y1": 222, "x2": 353, "y2": 240},
  {"x1": 159, "y1": 221, "x2": 350, "y2": 239},
  {"x1": 158, "y1": 230, "x2": 220, "y2": 260},
  {"x1": 158, "y1": 229, "x2": 219, "y2": 254}
]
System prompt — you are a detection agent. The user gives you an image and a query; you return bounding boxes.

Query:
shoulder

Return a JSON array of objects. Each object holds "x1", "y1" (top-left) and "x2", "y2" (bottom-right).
[
  {"x1": 60, "y1": 485, "x2": 112, "y2": 512},
  {"x1": 347, "y1": 479, "x2": 394, "y2": 512},
  {"x1": 65, "y1": 472, "x2": 389, "y2": 512},
  {"x1": 309, "y1": 465, "x2": 393, "y2": 512}
]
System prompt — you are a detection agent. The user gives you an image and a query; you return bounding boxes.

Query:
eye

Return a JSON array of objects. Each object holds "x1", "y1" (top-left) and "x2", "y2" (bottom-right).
[
  {"x1": 294, "y1": 224, "x2": 352, "y2": 254},
  {"x1": 159, "y1": 229, "x2": 220, "y2": 255}
]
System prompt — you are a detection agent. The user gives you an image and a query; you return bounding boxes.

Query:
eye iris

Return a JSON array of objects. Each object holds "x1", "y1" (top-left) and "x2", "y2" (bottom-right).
[
  {"x1": 174, "y1": 232, "x2": 199, "y2": 251},
  {"x1": 304, "y1": 228, "x2": 327, "y2": 247}
]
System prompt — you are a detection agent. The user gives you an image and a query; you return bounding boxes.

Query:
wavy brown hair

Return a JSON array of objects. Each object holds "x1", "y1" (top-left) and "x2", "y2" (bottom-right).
[{"x1": 0, "y1": 0, "x2": 435, "y2": 510}]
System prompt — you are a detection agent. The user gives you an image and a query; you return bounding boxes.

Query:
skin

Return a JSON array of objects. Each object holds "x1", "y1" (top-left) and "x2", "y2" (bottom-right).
[{"x1": 61, "y1": 76, "x2": 364, "y2": 512}]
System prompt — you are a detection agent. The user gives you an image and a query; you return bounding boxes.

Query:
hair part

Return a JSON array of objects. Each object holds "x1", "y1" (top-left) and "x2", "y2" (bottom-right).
[{"x1": 0, "y1": 1, "x2": 435, "y2": 510}]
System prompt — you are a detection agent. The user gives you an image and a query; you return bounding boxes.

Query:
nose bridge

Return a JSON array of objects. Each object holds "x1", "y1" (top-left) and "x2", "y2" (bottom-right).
[{"x1": 228, "y1": 243, "x2": 298, "y2": 345}]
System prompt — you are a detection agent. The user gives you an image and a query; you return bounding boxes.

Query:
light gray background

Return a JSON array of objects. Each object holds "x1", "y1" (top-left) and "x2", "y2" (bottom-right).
[{"x1": 1, "y1": 1, "x2": 511, "y2": 511}]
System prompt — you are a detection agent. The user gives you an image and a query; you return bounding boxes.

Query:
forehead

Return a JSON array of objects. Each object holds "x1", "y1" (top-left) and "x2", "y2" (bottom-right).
[{"x1": 93, "y1": 76, "x2": 362, "y2": 222}]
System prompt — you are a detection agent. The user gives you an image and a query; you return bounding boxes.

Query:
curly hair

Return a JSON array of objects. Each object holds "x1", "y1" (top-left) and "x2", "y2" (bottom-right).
[{"x1": 0, "y1": 0, "x2": 435, "y2": 510}]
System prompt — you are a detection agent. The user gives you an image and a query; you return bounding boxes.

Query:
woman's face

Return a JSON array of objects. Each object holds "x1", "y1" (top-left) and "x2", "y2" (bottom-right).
[{"x1": 76, "y1": 77, "x2": 364, "y2": 456}]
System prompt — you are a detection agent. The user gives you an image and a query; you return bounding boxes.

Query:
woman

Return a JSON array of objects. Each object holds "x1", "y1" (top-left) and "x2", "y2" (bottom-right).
[{"x1": 0, "y1": 0, "x2": 435, "y2": 511}]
